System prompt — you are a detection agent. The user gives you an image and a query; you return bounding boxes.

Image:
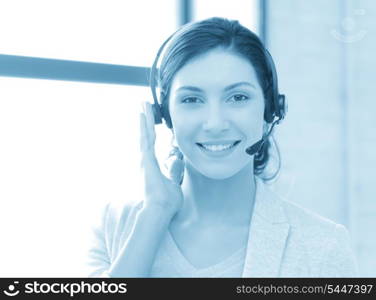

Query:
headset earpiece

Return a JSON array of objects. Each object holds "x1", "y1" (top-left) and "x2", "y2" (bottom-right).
[
  {"x1": 151, "y1": 91, "x2": 173, "y2": 128},
  {"x1": 152, "y1": 103, "x2": 163, "y2": 125},
  {"x1": 263, "y1": 48, "x2": 287, "y2": 124},
  {"x1": 266, "y1": 93, "x2": 286, "y2": 124},
  {"x1": 149, "y1": 32, "x2": 177, "y2": 128},
  {"x1": 277, "y1": 94, "x2": 287, "y2": 121},
  {"x1": 159, "y1": 91, "x2": 173, "y2": 129}
]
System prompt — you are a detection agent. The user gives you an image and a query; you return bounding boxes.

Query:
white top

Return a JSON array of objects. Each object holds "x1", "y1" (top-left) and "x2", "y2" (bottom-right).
[{"x1": 150, "y1": 230, "x2": 246, "y2": 278}]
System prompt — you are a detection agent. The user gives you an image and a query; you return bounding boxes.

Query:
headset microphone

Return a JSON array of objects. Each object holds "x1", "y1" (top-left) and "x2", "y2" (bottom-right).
[
  {"x1": 246, "y1": 139, "x2": 264, "y2": 156},
  {"x1": 245, "y1": 119, "x2": 280, "y2": 156}
]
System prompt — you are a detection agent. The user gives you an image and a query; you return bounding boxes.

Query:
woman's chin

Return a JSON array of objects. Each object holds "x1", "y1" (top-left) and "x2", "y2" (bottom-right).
[
  {"x1": 194, "y1": 164, "x2": 246, "y2": 180},
  {"x1": 184, "y1": 157, "x2": 253, "y2": 181}
]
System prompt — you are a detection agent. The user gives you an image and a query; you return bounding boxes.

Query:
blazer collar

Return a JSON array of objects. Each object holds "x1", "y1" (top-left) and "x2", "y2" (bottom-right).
[{"x1": 242, "y1": 177, "x2": 290, "y2": 277}]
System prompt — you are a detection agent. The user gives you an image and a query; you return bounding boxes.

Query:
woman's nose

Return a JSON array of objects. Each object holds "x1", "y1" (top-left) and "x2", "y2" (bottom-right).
[{"x1": 202, "y1": 104, "x2": 230, "y2": 133}]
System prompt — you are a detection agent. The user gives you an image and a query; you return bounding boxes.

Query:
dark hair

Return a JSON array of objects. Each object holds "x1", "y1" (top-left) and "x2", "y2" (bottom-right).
[{"x1": 157, "y1": 17, "x2": 281, "y2": 181}]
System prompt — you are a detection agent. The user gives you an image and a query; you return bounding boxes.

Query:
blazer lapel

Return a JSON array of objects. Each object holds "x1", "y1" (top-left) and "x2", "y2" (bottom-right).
[{"x1": 242, "y1": 178, "x2": 290, "y2": 277}]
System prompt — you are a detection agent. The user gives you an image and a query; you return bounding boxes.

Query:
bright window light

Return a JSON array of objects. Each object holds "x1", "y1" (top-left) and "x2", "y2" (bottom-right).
[
  {"x1": 0, "y1": 0, "x2": 177, "y2": 66},
  {"x1": 0, "y1": 77, "x2": 172, "y2": 276},
  {"x1": 192, "y1": 0, "x2": 260, "y2": 35},
  {"x1": 0, "y1": 0, "x2": 259, "y2": 276}
]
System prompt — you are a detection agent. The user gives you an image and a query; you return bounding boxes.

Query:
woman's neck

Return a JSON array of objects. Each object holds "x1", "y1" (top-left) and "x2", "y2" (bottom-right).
[{"x1": 174, "y1": 162, "x2": 256, "y2": 228}]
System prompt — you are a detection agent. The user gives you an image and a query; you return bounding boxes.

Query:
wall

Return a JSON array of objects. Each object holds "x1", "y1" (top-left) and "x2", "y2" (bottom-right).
[{"x1": 267, "y1": 0, "x2": 376, "y2": 276}]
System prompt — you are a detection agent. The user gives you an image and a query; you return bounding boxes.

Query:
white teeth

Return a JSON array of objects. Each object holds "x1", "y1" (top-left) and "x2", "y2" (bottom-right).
[{"x1": 201, "y1": 143, "x2": 234, "y2": 151}]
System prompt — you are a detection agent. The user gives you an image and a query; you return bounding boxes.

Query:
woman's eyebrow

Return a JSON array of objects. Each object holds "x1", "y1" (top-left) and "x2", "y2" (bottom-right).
[
  {"x1": 175, "y1": 82, "x2": 256, "y2": 93},
  {"x1": 175, "y1": 86, "x2": 203, "y2": 93},
  {"x1": 223, "y1": 82, "x2": 256, "y2": 91}
]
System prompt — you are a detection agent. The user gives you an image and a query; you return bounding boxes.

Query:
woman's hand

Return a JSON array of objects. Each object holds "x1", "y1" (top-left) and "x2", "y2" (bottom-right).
[{"x1": 139, "y1": 101, "x2": 184, "y2": 217}]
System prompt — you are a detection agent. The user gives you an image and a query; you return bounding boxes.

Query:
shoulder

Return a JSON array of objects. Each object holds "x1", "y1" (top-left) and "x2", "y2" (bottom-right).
[
  {"x1": 258, "y1": 179, "x2": 341, "y2": 235},
  {"x1": 279, "y1": 196, "x2": 339, "y2": 235},
  {"x1": 279, "y1": 197, "x2": 350, "y2": 252},
  {"x1": 86, "y1": 199, "x2": 143, "y2": 277},
  {"x1": 257, "y1": 178, "x2": 358, "y2": 276},
  {"x1": 274, "y1": 191, "x2": 358, "y2": 276},
  {"x1": 99, "y1": 200, "x2": 144, "y2": 257},
  {"x1": 92, "y1": 199, "x2": 144, "y2": 251},
  {"x1": 104, "y1": 199, "x2": 144, "y2": 232},
  {"x1": 89, "y1": 199, "x2": 143, "y2": 243}
]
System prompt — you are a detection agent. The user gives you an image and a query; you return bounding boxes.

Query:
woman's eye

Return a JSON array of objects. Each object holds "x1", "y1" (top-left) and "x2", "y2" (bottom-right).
[
  {"x1": 181, "y1": 97, "x2": 201, "y2": 104},
  {"x1": 229, "y1": 94, "x2": 250, "y2": 103}
]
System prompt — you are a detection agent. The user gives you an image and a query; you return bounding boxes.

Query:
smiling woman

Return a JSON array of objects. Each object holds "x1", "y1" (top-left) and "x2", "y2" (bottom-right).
[{"x1": 86, "y1": 17, "x2": 358, "y2": 278}]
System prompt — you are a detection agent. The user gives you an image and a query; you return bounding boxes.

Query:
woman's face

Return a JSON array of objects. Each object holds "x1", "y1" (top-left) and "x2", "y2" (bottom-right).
[{"x1": 168, "y1": 48, "x2": 265, "y2": 180}]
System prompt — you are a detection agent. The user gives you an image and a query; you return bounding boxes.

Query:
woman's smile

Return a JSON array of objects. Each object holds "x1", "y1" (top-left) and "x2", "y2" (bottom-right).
[{"x1": 196, "y1": 140, "x2": 242, "y2": 157}]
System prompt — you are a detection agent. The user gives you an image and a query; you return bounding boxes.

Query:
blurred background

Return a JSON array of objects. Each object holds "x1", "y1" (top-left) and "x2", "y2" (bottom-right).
[{"x1": 0, "y1": 0, "x2": 374, "y2": 277}]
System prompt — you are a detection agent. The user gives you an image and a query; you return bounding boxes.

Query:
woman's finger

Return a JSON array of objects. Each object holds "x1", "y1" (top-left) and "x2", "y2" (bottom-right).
[
  {"x1": 139, "y1": 107, "x2": 163, "y2": 193},
  {"x1": 139, "y1": 111, "x2": 147, "y2": 152},
  {"x1": 143, "y1": 101, "x2": 156, "y2": 147},
  {"x1": 139, "y1": 102, "x2": 154, "y2": 152}
]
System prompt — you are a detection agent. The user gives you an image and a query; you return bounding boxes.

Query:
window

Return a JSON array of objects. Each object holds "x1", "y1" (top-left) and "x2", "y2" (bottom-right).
[
  {"x1": 0, "y1": 0, "x2": 178, "y2": 66},
  {"x1": 193, "y1": 0, "x2": 260, "y2": 35},
  {"x1": 0, "y1": 0, "x2": 260, "y2": 276}
]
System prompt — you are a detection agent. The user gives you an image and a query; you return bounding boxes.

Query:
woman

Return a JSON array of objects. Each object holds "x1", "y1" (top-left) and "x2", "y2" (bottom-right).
[{"x1": 87, "y1": 17, "x2": 358, "y2": 277}]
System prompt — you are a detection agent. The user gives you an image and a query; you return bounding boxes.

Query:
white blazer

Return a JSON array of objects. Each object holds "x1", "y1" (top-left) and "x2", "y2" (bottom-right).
[{"x1": 86, "y1": 177, "x2": 359, "y2": 277}]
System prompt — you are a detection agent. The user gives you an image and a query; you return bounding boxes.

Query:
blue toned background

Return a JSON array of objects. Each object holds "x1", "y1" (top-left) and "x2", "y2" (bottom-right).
[{"x1": 0, "y1": 0, "x2": 374, "y2": 277}]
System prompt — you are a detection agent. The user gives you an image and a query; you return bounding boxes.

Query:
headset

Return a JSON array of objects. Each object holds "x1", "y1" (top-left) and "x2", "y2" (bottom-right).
[
  {"x1": 150, "y1": 32, "x2": 175, "y2": 128},
  {"x1": 149, "y1": 32, "x2": 287, "y2": 156}
]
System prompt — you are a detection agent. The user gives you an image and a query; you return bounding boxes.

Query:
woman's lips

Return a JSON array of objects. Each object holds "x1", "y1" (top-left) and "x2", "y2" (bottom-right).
[
  {"x1": 196, "y1": 140, "x2": 241, "y2": 157},
  {"x1": 196, "y1": 140, "x2": 241, "y2": 146}
]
